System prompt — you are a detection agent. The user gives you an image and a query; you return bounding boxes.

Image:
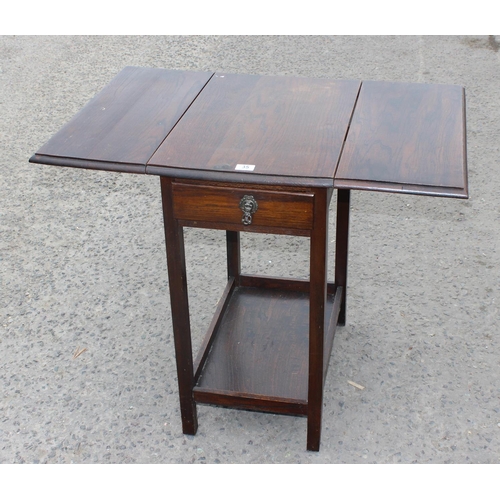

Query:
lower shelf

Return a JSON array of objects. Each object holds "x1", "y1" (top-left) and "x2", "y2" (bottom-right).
[{"x1": 193, "y1": 277, "x2": 342, "y2": 416}]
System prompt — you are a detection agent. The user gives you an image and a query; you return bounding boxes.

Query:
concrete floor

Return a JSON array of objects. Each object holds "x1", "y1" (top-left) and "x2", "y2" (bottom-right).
[{"x1": 1, "y1": 35, "x2": 499, "y2": 464}]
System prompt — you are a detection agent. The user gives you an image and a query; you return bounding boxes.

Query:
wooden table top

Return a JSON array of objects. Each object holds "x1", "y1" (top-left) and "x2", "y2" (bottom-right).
[
  {"x1": 148, "y1": 73, "x2": 361, "y2": 183},
  {"x1": 335, "y1": 80, "x2": 467, "y2": 198},
  {"x1": 30, "y1": 66, "x2": 468, "y2": 198},
  {"x1": 32, "y1": 67, "x2": 213, "y2": 174}
]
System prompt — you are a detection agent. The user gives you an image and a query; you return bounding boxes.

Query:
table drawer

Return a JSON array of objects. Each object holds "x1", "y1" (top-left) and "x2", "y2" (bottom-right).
[{"x1": 172, "y1": 183, "x2": 314, "y2": 231}]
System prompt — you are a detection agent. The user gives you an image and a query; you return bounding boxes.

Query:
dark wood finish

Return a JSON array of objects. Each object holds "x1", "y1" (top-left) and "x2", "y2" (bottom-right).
[
  {"x1": 333, "y1": 178, "x2": 468, "y2": 198},
  {"x1": 226, "y1": 231, "x2": 241, "y2": 281},
  {"x1": 147, "y1": 165, "x2": 336, "y2": 188},
  {"x1": 28, "y1": 155, "x2": 146, "y2": 175},
  {"x1": 146, "y1": 165, "x2": 333, "y2": 188},
  {"x1": 30, "y1": 69, "x2": 468, "y2": 199},
  {"x1": 170, "y1": 177, "x2": 323, "y2": 195},
  {"x1": 193, "y1": 388, "x2": 308, "y2": 416},
  {"x1": 194, "y1": 286, "x2": 311, "y2": 402},
  {"x1": 307, "y1": 187, "x2": 330, "y2": 451},
  {"x1": 335, "y1": 80, "x2": 468, "y2": 198},
  {"x1": 29, "y1": 68, "x2": 470, "y2": 452},
  {"x1": 30, "y1": 67, "x2": 213, "y2": 173},
  {"x1": 172, "y1": 182, "x2": 315, "y2": 231},
  {"x1": 178, "y1": 219, "x2": 311, "y2": 237},
  {"x1": 238, "y1": 275, "x2": 339, "y2": 295},
  {"x1": 193, "y1": 277, "x2": 236, "y2": 381},
  {"x1": 193, "y1": 284, "x2": 340, "y2": 416},
  {"x1": 335, "y1": 189, "x2": 350, "y2": 326},
  {"x1": 239, "y1": 274, "x2": 311, "y2": 292},
  {"x1": 160, "y1": 177, "x2": 198, "y2": 435},
  {"x1": 148, "y1": 73, "x2": 361, "y2": 182}
]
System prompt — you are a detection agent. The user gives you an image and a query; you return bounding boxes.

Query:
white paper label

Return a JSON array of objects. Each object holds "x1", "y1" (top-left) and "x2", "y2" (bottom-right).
[{"x1": 235, "y1": 164, "x2": 255, "y2": 172}]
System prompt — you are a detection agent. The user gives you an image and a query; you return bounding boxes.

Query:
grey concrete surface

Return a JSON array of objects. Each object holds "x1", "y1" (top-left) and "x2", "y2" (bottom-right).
[{"x1": 1, "y1": 35, "x2": 499, "y2": 464}]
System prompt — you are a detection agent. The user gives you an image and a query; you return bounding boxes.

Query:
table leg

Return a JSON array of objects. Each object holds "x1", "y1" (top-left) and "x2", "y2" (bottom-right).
[
  {"x1": 307, "y1": 187, "x2": 330, "y2": 452},
  {"x1": 335, "y1": 189, "x2": 350, "y2": 326},
  {"x1": 226, "y1": 231, "x2": 241, "y2": 282},
  {"x1": 160, "y1": 177, "x2": 198, "y2": 435}
]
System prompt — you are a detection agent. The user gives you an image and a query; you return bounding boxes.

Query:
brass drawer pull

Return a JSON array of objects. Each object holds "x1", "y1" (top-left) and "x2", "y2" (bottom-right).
[{"x1": 239, "y1": 195, "x2": 258, "y2": 225}]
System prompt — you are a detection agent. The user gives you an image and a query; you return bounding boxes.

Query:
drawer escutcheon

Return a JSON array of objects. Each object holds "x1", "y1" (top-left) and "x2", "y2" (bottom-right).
[{"x1": 239, "y1": 195, "x2": 258, "y2": 225}]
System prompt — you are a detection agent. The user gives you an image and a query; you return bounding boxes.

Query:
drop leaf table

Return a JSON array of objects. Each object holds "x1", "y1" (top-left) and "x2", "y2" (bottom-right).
[{"x1": 30, "y1": 67, "x2": 467, "y2": 451}]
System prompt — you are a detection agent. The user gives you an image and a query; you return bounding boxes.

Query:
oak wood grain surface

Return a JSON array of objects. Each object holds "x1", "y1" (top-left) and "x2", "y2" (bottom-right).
[
  {"x1": 148, "y1": 73, "x2": 361, "y2": 182},
  {"x1": 194, "y1": 286, "x2": 337, "y2": 404},
  {"x1": 335, "y1": 80, "x2": 467, "y2": 197},
  {"x1": 26, "y1": 66, "x2": 470, "y2": 452},
  {"x1": 30, "y1": 68, "x2": 468, "y2": 199},
  {"x1": 31, "y1": 67, "x2": 213, "y2": 173},
  {"x1": 172, "y1": 182, "x2": 314, "y2": 230}
]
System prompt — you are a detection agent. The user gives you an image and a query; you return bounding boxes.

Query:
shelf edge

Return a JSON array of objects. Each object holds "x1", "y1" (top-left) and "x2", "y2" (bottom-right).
[{"x1": 193, "y1": 387, "x2": 308, "y2": 416}]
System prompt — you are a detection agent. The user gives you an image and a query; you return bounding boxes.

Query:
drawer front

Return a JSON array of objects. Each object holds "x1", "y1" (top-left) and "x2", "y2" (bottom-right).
[{"x1": 172, "y1": 183, "x2": 314, "y2": 230}]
